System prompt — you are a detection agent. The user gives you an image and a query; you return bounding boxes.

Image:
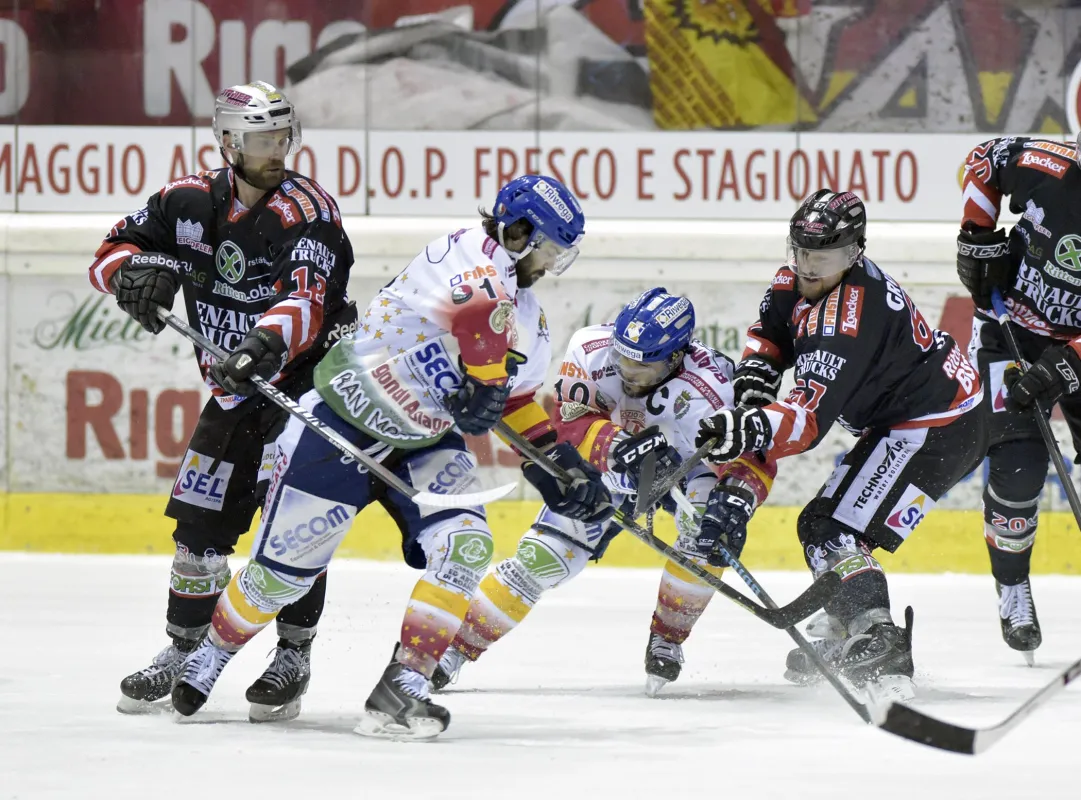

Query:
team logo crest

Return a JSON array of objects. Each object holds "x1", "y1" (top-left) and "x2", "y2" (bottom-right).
[
  {"x1": 624, "y1": 321, "x2": 645, "y2": 343},
  {"x1": 1055, "y1": 235, "x2": 1081, "y2": 272},
  {"x1": 489, "y1": 300, "x2": 515, "y2": 334},
  {"x1": 216, "y1": 240, "x2": 246, "y2": 284},
  {"x1": 673, "y1": 390, "x2": 693, "y2": 419}
]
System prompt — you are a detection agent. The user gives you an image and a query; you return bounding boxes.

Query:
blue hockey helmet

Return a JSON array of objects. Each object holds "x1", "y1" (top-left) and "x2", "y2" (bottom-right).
[
  {"x1": 610, "y1": 288, "x2": 696, "y2": 396},
  {"x1": 493, "y1": 175, "x2": 585, "y2": 275}
]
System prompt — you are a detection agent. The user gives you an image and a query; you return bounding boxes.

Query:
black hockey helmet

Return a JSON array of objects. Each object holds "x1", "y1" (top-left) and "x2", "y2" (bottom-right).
[{"x1": 788, "y1": 189, "x2": 866, "y2": 278}]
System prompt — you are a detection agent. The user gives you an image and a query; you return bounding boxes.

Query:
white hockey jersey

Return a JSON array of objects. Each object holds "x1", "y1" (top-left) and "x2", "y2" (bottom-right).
[
  {"x1": 314, "y1": 227, "x2": 554, "y2": 448},
  {"x1": 553, "y1": 323, "x2": 775, "y2": 504}
]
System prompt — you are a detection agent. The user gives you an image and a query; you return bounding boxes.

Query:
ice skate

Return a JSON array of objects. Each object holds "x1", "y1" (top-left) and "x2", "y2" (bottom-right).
[
  {"x1": 355, "y1": 662, "x2": 450, "y2": 740},
  {"x1": 246, "y1": 640, "x2": 311, "y2": 723},
  {"x1": 171, "y1": 636, "x2": 236, "y2": 717},
  {"x1": 644, "y1": 633, "x2": 684, "y2": 697},
  {"x1": 783, "y1": 636, "x2": 848, "y2": 685},
  {"x1": 786, "y1": 607, "x2": 915, "y2": 700},
  {"x1": 117, "y1": 638, "x2": 197, "y2": 714},
  {"x1": 997, "y1": 579, "x2": 1041, "y2": 666},
  {"x1": 430, "y1": 646, "x2": 468, "y2": 693},
  {"x1": 804, "y1": 611, "x2": 846, "y2": 640}
]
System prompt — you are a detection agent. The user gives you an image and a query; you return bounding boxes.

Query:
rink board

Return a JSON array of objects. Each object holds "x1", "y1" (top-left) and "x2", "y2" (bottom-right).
[{"x1": 4, "y1": 493, "x2": 1081, "y2": 574}]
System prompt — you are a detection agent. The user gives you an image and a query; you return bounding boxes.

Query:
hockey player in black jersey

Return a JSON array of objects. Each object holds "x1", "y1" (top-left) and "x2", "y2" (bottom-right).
[
  {"x1": 957, "y1": 135, "x2": 1081, "y2": 662},
  {"x1": 695, "y1": 190, "x2": 987, "y2": 697},
  {"x1": 90, "y1": 81, "x2": 357, "y2": 720}
]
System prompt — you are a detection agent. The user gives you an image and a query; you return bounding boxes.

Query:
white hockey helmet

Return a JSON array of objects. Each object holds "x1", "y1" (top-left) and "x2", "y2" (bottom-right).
[{"x1": 212, "y1": 81, "x2": 302, "y2": 158}]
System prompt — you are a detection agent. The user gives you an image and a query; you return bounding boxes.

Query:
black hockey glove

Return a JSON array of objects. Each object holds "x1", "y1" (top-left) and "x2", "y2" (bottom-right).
[
  {"x1": 697, "y1": 483, "x2": 755, "y2": 567},
  {"x1": 113, "y1": 252, "x2": 182, "y2": 334},
  {"x1": 956, "y1": 227, "x2": 1014, "y2": 310},
  {"x1": 522, "y1": 442, "x2": 614, "y2": 524},
  {"x1": 695, "y1": 407, "x2": 771, "y2": 465},
  {"x1": 1003, "y1": 345, "x2": 1081, "y2": 412},
  {"x1": 610, "y1": 426, "x2": 682, "y2": 514},
  {"x1": 209, "y1": 327, "x2": 288, "y2": 397},
  {"x1": 733, "y1": 356, "x2": 783, "y2": 407},
  {"x1": 448, "y1": 351, "x2": 526, "y2": 436}
]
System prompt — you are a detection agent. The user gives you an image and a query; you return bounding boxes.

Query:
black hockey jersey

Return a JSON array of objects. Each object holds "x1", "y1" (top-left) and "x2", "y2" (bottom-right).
[
  {"x1": 963, "y1": 136, "x2": 1081, "y2": 342},
  {"x1": 89, "y1": 168, "x2": 355, "y2": 408},
  {"x1": 746, "y1": 260, "x2": 982, "y2": 459}
]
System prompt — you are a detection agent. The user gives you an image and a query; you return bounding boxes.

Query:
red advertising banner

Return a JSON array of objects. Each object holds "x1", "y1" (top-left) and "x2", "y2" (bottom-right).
[{"x1": 1, "y1": 1, "x2": 1079, "y2": 134}]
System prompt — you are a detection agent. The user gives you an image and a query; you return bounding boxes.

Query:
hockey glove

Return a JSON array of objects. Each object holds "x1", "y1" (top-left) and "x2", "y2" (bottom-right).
[
  {"x1": 113, "y1": 252, "x2": 182, "y2": 334},
  {"x1": 448, "y1": 351, "x2": 526, "y2": 436},
  {"x1": 956, "y1": 227, "x2": 1015, "y2": 310},
  {"x1": 697, "y1": 483, "x2": 755, "y2": 566},
  {"x1": 209, "y1": 327, "x2": 288, "y2": 397},
  {"x1": 733, "y1": 356, "x2": 783, "y2": 407},
  {"x1": 695, "y1": 407, "x2": 771, "y2": 465},
  {"x1": 610, "y1": 426, "x2": 681, "y2": 515},
  {"x1": 522, "y1": 442, "x2": 614, "y2": 524},
  {"x1": 1004, "y1": 344, "x2": 1081, "y2": 412}
]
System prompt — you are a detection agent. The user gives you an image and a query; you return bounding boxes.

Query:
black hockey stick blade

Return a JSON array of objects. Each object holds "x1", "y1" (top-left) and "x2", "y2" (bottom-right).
[
  {"x1": 873, "y1": 655, "x2": 1081, "y2": 755},
  {"x1": 765, "y1": 570, "x2": 841, "y2": 628},
  {"x1": 632, "y1": 451, "x2": 658, "y2": 517}
]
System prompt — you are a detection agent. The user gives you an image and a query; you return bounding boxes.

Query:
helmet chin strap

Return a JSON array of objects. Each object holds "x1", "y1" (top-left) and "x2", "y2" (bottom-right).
[
  {"x1": 222, "y1": 147, "x2": 251, "y2": 184},
  {"x1": 496, "y1": 221, "x2": 536, "y2": 261}
]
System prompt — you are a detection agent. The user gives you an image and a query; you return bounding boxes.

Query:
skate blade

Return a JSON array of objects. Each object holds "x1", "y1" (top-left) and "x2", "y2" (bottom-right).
[
  {"x1": 116, "y1": 694, "x2": 174, "y2": 715},
  {"x1": 862, "y1": 674, "x2": 916, "y2": 704},
  {"x1": 644, "y1": 675, "x2": 671, "y2": 697},
  {"x1": 249, "y1": 698, "x2": 302, "y2": 723},
  {"x1": 353, "y1": 710, "x2": 445, "y2": 741},
  {"x1": 782, "y1": 668, "x2": 822, "y2": 686},
  {"x1": 1022, "y1": 650, "x2": 1036, "y2": 667},
  {"x1": 804, "y1": 611, "x2": 831, "y2": 639}
]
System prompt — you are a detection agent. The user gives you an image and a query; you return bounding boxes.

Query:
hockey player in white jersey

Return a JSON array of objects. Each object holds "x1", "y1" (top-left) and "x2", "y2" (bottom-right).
[
  {"x1": 166, "y1": 175, "x2": 614, "y2": 739},
  {"x1": 431, "y1": 289, "x2": 776, "y2": 695}
]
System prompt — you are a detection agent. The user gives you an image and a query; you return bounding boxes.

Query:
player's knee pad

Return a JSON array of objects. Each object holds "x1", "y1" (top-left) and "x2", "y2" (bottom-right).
[
  {"x1": 169, "y1": 541, "x2": 232, "y2": 602},
  {"x1": 797, "y1": 507, "x2": 881, "y2": 579},
  {"x1": 987, "y1": 439, "x2": 1049, "y2": 502},
  {"x1": 416, "y1": 512, "x2": 494, "y2": 595},
  {"x1": 671, "y1": 473, "x2": 713, "y2": 558},
  {"x1": 798, "y1": 514, "x2": 889, "y2": 630},
  {"x1": 502, "y1": 530, "x2": 591, "y2": 594},
  {"x1": 250, "y1": 484, "x2": 357, "y2": 578},
  {"x1": 235, "y1": 561, "x2": 319, "y2": 614},
  {"x1": 532, "y1": 499, "x2": 617, "y2": 553},
  {"x1": 984, "y1": 439, "x2": 1045, "y2": 553},
  {"x1": 983, "y1": 441, "x2": 1044, "y2": 555}
]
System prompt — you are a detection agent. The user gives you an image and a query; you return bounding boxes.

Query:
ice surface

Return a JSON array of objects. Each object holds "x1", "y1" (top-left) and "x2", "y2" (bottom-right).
[{"x1": 2, "y1": 554, "x2": 1079, "y2": 798}]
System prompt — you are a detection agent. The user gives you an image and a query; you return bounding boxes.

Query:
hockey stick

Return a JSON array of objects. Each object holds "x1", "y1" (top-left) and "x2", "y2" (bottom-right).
[
  {"x1": 667, "y1": 487, "x2": 872, "y2": 723},
  {"x1": 864, "y1": 290, "x2": 1081, "y2": 754},
  {"x1": 633, "y1": 439, "x2": 714, "y2": 517},
  {"x1": 873, "y1": 655, "x2": 1081, "y2": 754},
  {"x1": 494, "y1": 420, "x2": 838, "y2": 630},
  {"x1": 156, "y1": 308, "x2": 518, "y2": 509},
  {"x1": 990, "y1": 288, "x2": 1081, "y2": 526}
]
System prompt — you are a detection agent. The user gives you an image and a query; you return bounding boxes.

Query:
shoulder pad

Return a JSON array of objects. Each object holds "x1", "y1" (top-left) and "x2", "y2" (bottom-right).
[
  {"x1": 160, "y1": 171, "x2": 214, "y2": 197},
  {"x1": 771, "y1": 266, "x2": 796, "y2": 291}
]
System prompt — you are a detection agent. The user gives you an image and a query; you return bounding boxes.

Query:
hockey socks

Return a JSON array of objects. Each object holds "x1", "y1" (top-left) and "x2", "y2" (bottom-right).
[
  {"x1": 649, "y1": 557, "x2": 721, "y2": 644},
  {"x1": 397, "y1": 574, "x2": 474, "y2": 677},
  {"x1": 449, "y1": 569, "x2": 538, "y2": 662}
]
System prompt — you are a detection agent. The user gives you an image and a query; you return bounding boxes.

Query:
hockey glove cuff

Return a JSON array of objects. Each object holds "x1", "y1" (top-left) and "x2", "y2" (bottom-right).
[
  {"x1": 733, "y1": 356, "x2": 783, "y2": 407},
  {"x1": 1004, "y1": 344, "x2": 1081, "y2": 412},
  {"x1": 449, "y1": 350, "x2": 526, "y2": 436},
  {"x1": 209, "y1": 327, "x2": 288, "y2": 397},
  {"x1": 697, "y1": 483, "x2": 755, "y2": 566},
  {"x1": 610, "y1": 426, "x2": 682, "y2": 514},
  {"x1": 695, "y1": 407, "x2": 772, "y2": 465},
  {"x1": 113, "y1": 252, "x2": 182, "y2": 334},
  {"x1": 956, "y1": 227, "x2": 1014, "y2": 311},
  {"x1": 522, "y1": 442, "x2": 614, "y2": 524}
]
